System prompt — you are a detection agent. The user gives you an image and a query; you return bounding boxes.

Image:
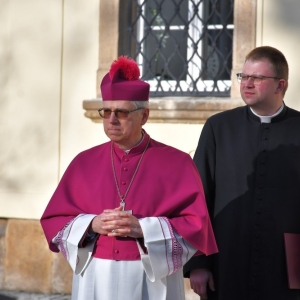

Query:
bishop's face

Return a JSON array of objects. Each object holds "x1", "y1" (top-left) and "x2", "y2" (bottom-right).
[
  {"x1": 102, "y1": 100, "x2": 149, "y2": 150},
  {"x1": 240, "y1": 59, "x2": 284, "y2": 116}
]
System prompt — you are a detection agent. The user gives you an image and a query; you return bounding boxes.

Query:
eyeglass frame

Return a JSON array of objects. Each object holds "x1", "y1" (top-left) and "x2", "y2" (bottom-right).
[
  {"x1": 236, "y1": 73, "x2": 281, "y2": 85},
  {"x1": 98, "y1": 107, "x2": 144, "y2": 119}
]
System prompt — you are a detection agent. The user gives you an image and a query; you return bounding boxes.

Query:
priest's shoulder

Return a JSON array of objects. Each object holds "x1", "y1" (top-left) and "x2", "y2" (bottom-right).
[
  {"x1": 207, "y1": 105, "x2": 247, "y2": 124},
  {"x1": 286, "y1": 105, "x2": 300, "y2": 118}
]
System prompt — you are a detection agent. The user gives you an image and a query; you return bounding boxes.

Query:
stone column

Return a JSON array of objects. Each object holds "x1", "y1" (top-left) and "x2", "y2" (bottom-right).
[
  {"x1": 97, "y1": 0, "x2": 119, "y2": 97},
  {"x1": 231, "y1": 0, "x2": 257, "y2": 98}
]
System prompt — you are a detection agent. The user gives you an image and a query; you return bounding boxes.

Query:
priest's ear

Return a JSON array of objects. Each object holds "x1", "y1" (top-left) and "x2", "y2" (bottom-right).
[{"x1": 275, "y1": 79, "x2": 286, "y2": 94}]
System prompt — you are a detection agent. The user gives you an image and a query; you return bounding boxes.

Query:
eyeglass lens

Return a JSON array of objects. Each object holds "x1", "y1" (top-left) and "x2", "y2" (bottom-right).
[
  {"x1": 99, "y1": 109, "x2": 129, "y2": 119},
  {"x1": 237, "y1": 74, "x2": 263, "y2": 85}
]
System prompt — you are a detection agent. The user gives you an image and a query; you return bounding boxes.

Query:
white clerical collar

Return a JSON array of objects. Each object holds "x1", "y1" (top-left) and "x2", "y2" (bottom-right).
[
  {"x1": 250, "y1": 103, "x2": 284, "y2": 123},
  {"x1": 124, "y1": 132, "x2": 145, "y2": 154}
]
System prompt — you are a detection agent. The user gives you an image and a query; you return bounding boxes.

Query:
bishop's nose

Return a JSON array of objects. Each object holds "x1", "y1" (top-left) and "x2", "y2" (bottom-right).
[{"x1": 109, "y1": 111, "x2": 119, "y2": 123}]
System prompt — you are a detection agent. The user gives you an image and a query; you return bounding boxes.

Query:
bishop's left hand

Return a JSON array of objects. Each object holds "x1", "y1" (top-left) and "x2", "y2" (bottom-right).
[{"x1": 101, "y1": 206, "x2": 144, "y2": 238}]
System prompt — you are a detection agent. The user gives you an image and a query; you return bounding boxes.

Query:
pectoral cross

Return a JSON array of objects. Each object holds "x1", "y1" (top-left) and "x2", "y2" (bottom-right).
[{"x1": 120, "y1": 201, "x2": 132, "y2": 214}]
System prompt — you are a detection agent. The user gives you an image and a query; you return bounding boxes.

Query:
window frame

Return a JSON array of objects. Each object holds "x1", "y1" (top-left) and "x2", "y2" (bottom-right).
[
  {"x1": 120, "y1": 0, "x2": 234, "y2": 97},
  {"x1": 83, "y1": 0, "x2": 256, "y2": 124}
]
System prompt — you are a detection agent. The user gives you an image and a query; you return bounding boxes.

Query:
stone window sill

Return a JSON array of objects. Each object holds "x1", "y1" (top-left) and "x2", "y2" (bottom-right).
[{"x1": 83, "y1": 97, "x2": 244, "y2": 124}]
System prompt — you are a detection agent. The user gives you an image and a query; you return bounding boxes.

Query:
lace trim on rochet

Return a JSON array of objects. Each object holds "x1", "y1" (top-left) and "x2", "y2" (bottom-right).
[
  {"x1": 52, "y1": 215, "x2": 82, "y2": 260},
  {"x1": 159, "y1": 216, "x2": 183, "y2": 274}
]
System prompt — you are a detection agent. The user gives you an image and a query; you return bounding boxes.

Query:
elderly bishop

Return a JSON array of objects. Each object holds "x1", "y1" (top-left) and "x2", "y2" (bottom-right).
[{"x1": 41, "y1": 56, "x2": 217, "y2": 300}]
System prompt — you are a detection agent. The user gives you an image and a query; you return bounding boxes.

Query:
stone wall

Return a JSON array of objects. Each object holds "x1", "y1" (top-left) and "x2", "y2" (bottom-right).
[{"x1": 0, "y1": 218, "x2": 72, "y2": 294}]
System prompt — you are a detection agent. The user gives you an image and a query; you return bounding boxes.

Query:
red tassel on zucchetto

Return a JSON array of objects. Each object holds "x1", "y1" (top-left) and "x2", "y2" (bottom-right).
[{"x1": 109, "y1": 56, "x2": 140, "y2": 81}]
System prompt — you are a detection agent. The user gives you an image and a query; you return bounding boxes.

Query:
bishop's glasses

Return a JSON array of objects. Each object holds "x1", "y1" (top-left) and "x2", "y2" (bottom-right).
[{"x1": 98, "y1": 108, "x2": 143, "y2": 119}]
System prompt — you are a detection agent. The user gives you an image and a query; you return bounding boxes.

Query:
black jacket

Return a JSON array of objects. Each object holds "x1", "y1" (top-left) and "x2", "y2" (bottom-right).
[{"x1": 184, "y1": 105, "x2": 300, "y2": 300}]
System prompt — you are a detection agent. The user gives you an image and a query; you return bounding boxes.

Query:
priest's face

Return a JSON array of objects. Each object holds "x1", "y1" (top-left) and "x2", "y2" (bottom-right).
[
  {"x1": 240, "y1": 59, "x2": 285, "y2": 116},
  {"x1": 102, "y1": 100, "x2": 149, "y2": 150}
]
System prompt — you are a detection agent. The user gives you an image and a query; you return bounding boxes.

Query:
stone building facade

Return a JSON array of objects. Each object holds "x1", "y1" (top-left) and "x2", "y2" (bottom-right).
[{"x1": 1, "y1": 0, "x2": 300, "y2": 296}]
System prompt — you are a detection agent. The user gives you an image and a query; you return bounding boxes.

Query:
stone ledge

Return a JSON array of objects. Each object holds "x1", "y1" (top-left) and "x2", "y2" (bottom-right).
[
  {"x1": 83, "y1": 97, "x2": 245, "y2": 124},
  {"x1": 0, "y1": 290, "x2": 70, "y2": 300}
]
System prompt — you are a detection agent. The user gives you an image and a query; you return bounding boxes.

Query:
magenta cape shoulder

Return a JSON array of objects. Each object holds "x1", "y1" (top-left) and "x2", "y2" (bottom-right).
[{"x1": 41, "y1": 132, "x2": 217, "y2": 259}]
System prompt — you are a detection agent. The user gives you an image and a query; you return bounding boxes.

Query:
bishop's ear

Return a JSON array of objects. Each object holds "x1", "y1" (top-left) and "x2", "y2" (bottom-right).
[{"x1": 141, "y1": 108, "x2": 150, "y2": 125}]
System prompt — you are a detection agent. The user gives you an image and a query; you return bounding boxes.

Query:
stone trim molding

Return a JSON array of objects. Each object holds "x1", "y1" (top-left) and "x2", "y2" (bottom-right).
[{"x1": 83, "y1": 98, "x2": 245, "y2": 124}]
